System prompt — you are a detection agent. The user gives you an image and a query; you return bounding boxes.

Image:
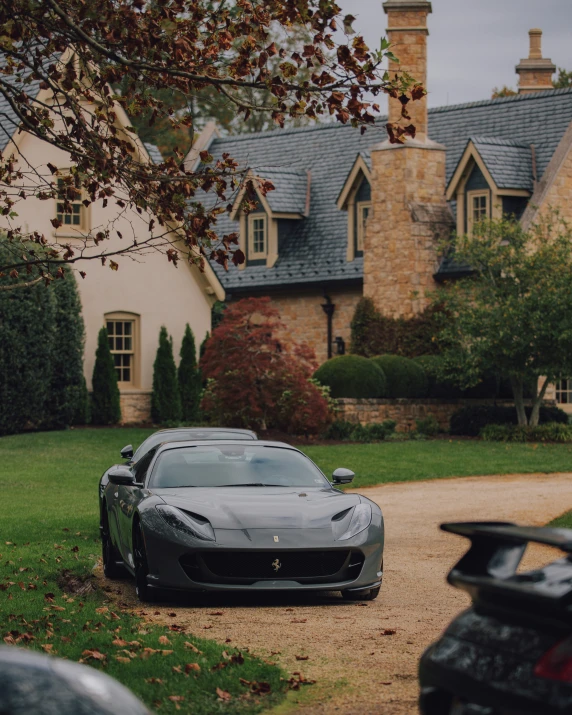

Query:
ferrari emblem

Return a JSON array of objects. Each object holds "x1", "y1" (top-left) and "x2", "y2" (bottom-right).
[
  {"x1": 273, "y1": 535, "x2": 279, "y2": 542},
  {"x1": 272, "y1": 559, "x2": 282, "y2": 572}
]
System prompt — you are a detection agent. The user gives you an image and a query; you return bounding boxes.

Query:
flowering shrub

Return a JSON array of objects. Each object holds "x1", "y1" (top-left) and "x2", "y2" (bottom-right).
[{"x1": 200, "y1": 297, "x2": 331, "y2": 434}]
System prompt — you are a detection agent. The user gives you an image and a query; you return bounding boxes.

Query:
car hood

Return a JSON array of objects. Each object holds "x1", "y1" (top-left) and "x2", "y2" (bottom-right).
[{"x1": 152, "y1": 487, "x2": 360, "y2": 529}]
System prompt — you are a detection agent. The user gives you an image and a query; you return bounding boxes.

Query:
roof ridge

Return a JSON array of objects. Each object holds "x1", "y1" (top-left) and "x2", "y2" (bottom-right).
[{"x1": 428, "y1": 87, "x2": 572, "y2": 115}]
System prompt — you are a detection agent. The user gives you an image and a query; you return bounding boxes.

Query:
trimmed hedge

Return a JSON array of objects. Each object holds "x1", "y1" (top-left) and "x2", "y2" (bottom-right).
[
  {"x1": 152, "y1": 326, "x2": 182, "y2": 423},
  {"x1": 450, "y1": 404, "x2": 568, "y2": 437},
  {"x1": 91, "y1": 327, "x2": 121, "y2": 425},
  {"x1": 481, "y1": 422, "x2": 572, "y2": 443},
  {"x1": 322, "y1": 419, "x2": 397, "y2": 442},
  {"x1": 313, "y1": 355, "x2": 386, "y2": 399},
  {"x1": 370, "y1": 355, "x2": 428, "y2": 398}
]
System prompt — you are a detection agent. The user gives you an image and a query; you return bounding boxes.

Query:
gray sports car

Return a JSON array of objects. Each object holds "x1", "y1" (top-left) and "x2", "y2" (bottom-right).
[{"x1": 101, "y1": 440, "x2": 384, "y2": 602}]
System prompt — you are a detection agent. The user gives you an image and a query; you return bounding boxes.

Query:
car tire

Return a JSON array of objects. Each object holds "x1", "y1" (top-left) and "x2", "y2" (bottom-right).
[
  {"x1": 133, "y1": 523, "x2": 156, "y2": 603},
  {"x1": 101, "y1": 511, "x2": 125, "y2": 580},
  {"x1": 341, "y1": 585, "x2": 381, "y2": 601}
]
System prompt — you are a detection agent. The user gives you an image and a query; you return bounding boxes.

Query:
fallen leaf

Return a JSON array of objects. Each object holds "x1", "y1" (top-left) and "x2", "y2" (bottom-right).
[
  {"x1": 116, "y1": 656, "x2": 131, "y2": 663},
  {"x1": 291, "y1": 619, "x2": 307, "y2": 623},
  {"x1": 225, "y1": 638, "x2": 231, "y2": 643},
  {"x1": 172, "y1": 665, "x2": 182, "y2": 674},
  {"x1": 203, "y1": 625, "x2": 213, "y2": 630},
  {"x1": 82, "y1": 649, "x2": 106, "y2": 662},
  {"x1": 95, "y1": 606, "x2": 108, "y2": 614},
  {"x1": 208, "y1": 611, "x2": 224, "y2": 616},
  {"x1": 216, "y1": 687, "x2": 231, "y2": 702},
  {"x1": 158, "y1": 635, "x2": 170, "y2": 645},
  {"x1": 167, "y1": 612, "x2": 176, "y2": 617},
  {"x1": 112, "y1": 638, "x2": 128, "y2": 647},
  {"x1": 185, "y1": 662, "x2": 201, "y2": 673},
  {"x1": 381, "y1": 629, "x2": 396, "y2": 636},
  {"x1": 161, "y1": 650, "x2": 173, "y2": 656},
  {"x1": 146, "y1": 677, "x2": 164, "y2": 684},
  {"x1": 41, "y1": 644, "x2": 53, "y2": 653},
  {"x1": 295, "y1": 655, "x2": 309, "y2": 661},
  {"x1": 184, "y1": 641, "x2": 201, "y2": 653},
  {"x1": 381, "y1": 681, "x2": 392, "y2": 685},
  {"x1": 168, "y1": 695, "x2": 185, "y2": 702}
]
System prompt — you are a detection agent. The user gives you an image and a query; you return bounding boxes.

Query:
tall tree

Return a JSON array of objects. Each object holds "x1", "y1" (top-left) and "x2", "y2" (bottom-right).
[
  {"x1": 50, "y1": 269, "x2": 88, "y2": 427},
  {"x1": 91, "y1": 327, "x2": 121, "y2": 425},
  {"x1": 151, "y1": 326, "x2": 182, "y2": 424},
  {"x1": 435, "y1": 214, "x2": 572, "y2": 426},
  {"x1": 0, "y1": 0, "x2": 423, "y2": 287},
  {"x1": 553, "y1": 68, "x2": 572, "y2": 89},
  {"x1": 178, "y1": 323, "x2": 202, "y2": 422}
]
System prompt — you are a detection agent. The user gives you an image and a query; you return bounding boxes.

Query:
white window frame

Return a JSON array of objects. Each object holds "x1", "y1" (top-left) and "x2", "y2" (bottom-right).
[
  {"x1": 467, "y1": 189, "x2": 489, "y2": 235},
  {"x1": 248, "y1": 214, "x2": 268, "y2": 260},
  {"x1": 356, "y1": 201, "x2": 371, "y2": 252},
  {"x1": 105, "y1": 312, "x2": 140, "y2": 388},
  {"x1": 55, "y1": 171, "x2": 87, "y2": 232},
  {"x1": 556, "y1": 379, "x2": 572, "y2": 405}
]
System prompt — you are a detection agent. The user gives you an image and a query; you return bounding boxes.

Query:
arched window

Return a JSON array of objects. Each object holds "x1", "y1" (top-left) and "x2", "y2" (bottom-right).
[{"x1": 104, "y1": 312, "x2": 140, "y2": 387}]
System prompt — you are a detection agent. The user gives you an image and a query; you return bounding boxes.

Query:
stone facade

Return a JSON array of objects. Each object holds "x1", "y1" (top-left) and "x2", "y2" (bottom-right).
[
  {"x1": 516, "y1": 29, "x2": 555, "y2": 93},
  {"x1": 120, "y1": 391, "x2": 152, "y2": 425},
  {"x1": 271, "y1": 288, "x2": 362, "y2": 365}
]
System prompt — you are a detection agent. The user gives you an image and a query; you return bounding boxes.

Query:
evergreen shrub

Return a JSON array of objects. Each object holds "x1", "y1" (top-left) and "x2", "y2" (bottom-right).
[
  {"x1": 481, "y1": 422, "x2": 572, "y2": 442},
  {"x1": 178, "y1": 324, "x2": 202, "y2": 422},
  {"x1": 151, "y1": 326, "x2": 182, "y2": 424},
  {"x1": 450, "y1": 404, "x2": 568, "y2": 437},
  {"x1": 413, "y1": 355, "x2": 462, "y2": 398},
  {"x1": 91, "y1": 327, "x2": 121, "y2": 425},
  {"x1": 370, "y1": 355, "x2": 428, "y2": 398},
  {"x1": 313, "y1": 355, "x2": 386, "y2": 399}
]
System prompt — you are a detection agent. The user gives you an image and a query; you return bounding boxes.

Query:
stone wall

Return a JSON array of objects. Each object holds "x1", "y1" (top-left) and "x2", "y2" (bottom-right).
[
  {"x1": 120, "y1": 390, "x2": 152, "y2": 424},
  {"x1": 268, "y1": 287, "x2": 362, "y2": 365},
  {"x1": 336, "y1": 398, "x2": 520, "y2": 433}
]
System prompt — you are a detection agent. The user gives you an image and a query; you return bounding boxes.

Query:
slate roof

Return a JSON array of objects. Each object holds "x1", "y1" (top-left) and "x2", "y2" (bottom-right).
[
  {"x1": 144, "y1": 143, "x2": 163, "y2": 165},
  {"x1": 204, "y1": 88, "x2": 572, "y2": 293},
  {"x1": 469, "y1": 136, "x2": 533, "y2": 191},
  {"x1": 253, "y1": 167, "x2": 309, "y2": 215}
]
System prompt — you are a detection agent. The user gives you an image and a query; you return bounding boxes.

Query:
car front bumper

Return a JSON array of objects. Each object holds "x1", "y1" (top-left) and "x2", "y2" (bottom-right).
[{"x1": 142, "y1": 512, "x2": 384, "y2": 593}]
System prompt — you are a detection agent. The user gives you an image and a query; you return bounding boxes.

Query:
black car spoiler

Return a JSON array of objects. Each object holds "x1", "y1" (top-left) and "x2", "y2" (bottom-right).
[{"x1": 442, "y1": 521, "x2": 572, "y2": 609}]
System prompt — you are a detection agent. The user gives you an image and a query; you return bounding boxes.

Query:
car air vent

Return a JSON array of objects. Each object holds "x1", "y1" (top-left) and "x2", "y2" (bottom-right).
[
  {"x1": 332, "y1": 508, "x2": 352, "y2": 522},
  {"x1": 180, "y1": 509, "x2": 210, "y2": 525}
]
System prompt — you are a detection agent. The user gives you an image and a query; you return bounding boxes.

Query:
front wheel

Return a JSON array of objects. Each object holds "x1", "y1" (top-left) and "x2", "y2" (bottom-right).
[
  {"x1": 341, "y1": 584, "x2": 381, "y2": 601},
  {"x1": 133, "y1": 523, "x2": 156, "y2": 603},
  {"x1": 101, "y1": 511, "x2": 125, "y2": 579}
]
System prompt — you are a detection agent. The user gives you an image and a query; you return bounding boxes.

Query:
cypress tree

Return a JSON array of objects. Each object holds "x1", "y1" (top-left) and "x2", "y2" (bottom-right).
[
  {"x1": 178, "y1": 323, "x2": 202, "y2": 422},
  {"x1": 49, "y1": 270, "x2": 88, "y2": 427},
  {"x1": 0, "y1": 249, "x2": 56, "y2": 435},
  {"x1": 91, "y1": 327, "x2": 121, "y2": 425},
  {"x1": 151, "y1": 326, "x2": 182, "y2": 423}
]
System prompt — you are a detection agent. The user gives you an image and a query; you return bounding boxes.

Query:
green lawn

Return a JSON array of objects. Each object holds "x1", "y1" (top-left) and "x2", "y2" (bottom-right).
[
  {"x1": 549, "y1": 510, "x2": 572, "y2": 528},
  {"x1": 303, "y1": 440, "x2": 572, "y2": 489},
  {"x1": 0, "y1": 428, "x2": 286, "y2": 714}
]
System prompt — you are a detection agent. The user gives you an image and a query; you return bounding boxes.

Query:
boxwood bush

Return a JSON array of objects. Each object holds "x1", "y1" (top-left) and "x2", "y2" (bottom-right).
[
  {"x1": 370, "y1": 355, "x2": 428, "y2": 398},
  {"x1": 313, "y1": 355, "x2": 386, "y2": 399},
  {"x1": 450, "y1": 404, "x2": 568, "y2": 437}
]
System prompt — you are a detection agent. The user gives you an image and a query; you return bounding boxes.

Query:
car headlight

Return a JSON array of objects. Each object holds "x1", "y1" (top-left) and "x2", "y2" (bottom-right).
[
  {"x1": 156, "y1": 505, "x2": 216, "y2": 542},
  {"x1": 338, "y1": 504, "x2": 372, "y2": 541}
]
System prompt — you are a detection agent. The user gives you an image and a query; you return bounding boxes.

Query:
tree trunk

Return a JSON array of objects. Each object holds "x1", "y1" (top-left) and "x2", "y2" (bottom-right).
[
  {"x1": 510, "y1": 376, "x2": 528, "y2": 425},
  {"x1": 529, "y1": 377, "x2": 550, "y2": 427}
]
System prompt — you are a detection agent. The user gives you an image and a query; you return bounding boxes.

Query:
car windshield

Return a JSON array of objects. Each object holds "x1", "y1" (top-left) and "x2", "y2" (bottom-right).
[
  {"x1": 132, "y1": 430, "x2": 255, "y2": 463},
  {"x1": 149, "y1": 445, "x2": 330, "y2": 489}
]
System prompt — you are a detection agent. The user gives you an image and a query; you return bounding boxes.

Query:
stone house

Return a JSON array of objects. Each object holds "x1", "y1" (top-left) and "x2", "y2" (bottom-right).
[
  {"x1": 187, "y1": 1, "x2": 572, "y2": 412},
  {"x1": 0, "y1": 50, "x2": 224, "y2": 423}
]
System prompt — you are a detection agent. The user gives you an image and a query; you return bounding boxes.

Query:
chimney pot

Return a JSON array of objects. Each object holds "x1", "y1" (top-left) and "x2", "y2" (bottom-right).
[{"x1": 528, "y1": 28, "x2": 543, "y2": 59}]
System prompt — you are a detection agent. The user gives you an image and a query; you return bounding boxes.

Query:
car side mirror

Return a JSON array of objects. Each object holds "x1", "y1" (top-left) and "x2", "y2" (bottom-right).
[
  {"x1": 108, "y1": 467, "x2": 136, "y2": 486},
  {"x1": 120, "y1": 444, "x2": 134, "y2": 460},
  {"x1": 332, "y1": 468, "x2": 355, "y2": 484}
]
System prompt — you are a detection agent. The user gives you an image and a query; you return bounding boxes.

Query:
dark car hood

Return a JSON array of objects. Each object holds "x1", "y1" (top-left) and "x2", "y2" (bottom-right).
[{"x1": 152, "y1": 487, "x2": 360, "y2": 529}]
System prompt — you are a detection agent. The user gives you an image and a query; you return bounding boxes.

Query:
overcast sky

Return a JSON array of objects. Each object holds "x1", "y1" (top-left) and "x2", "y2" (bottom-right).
[{"x1": 336, "y1": 0, "x2": 572, "y2": 109}]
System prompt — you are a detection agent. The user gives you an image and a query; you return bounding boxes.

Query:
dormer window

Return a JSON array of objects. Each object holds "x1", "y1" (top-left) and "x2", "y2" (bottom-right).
[
  {"x1": 248, "y1": 214, "x2": 268, "y2": 259},
  {"x1": 467, "y1": 190, "x2": 489, "y2": 233},
  {"x1": 356, "y1": 202, "x2": 371, "y2": 252}
]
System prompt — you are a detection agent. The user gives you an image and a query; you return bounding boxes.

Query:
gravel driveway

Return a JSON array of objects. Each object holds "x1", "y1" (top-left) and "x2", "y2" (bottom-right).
[{"x1": 106, "y1": 472, "x2": 572, "y2": 714}]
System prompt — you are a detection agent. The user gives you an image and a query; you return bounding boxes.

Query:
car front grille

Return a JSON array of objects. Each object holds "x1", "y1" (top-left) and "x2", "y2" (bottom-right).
[{"x1": 180, "y1": 549, "x2": 364, "y2": 585}]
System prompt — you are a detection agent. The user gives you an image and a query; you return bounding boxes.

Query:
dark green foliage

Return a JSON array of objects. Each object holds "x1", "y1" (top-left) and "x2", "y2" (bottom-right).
[
  {"x1": 151, "y1": 326, "x2": 182, "y2": 424},
  {"x1": 313, "y1": 355, "x2": 386, "y2": 399},
  {"x1": 350, "y1": 297, "x2": 440, "y2": 358},
  {"x1": 413, "y1": 355, "x2": 461, "y2": 398},
  {"x1": 178, "y1": 324, "x2": 202, "y2": 422},
  {"x1": 91, "y1": 327, "x2": 121, "y2": 425},
  {"x1": 481, "y1": 422, "x2": 572, "y2": 443},
  {"x1": 450, "y1": 404, "x2": 568, "y2": 437},
  {"x1": 50, "y1": 272, "x2": 88, "y2": 427},
  {"x1": 199, "y1": 332, "x2": 210, "y2": 360},
  {"x1": 211, "y1": 301, "x2": 226, "y2": 330},
  {"x1": 0, "y1": 266, "x2": 56, "y2": 435},
  {"x1": 371, "y1": 355, "x2": 428, "y2": 398},
  {"x1": 322, "y1": 419, "x2": 396, "y2": 442},
  {"x1": 553, "y1": 68, "x2": 572, "y2": 89},
  {"x1": 416, "y1": 414, "x2": 440, "y2": 436},
  {"x1": 72, "y1": 375, "x2": 90, "y2": 425}
]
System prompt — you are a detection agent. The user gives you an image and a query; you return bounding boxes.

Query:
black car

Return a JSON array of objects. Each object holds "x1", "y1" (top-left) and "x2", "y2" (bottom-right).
[
  {"x1": 419, "y1": 522, "x2": 572, "y2": 715},
  {"x1": 100, "y1": 440, "x2": 384, "y2": 602},
  {"x1": 98, "y1": 427, "x2": 257, "y2": 512}
]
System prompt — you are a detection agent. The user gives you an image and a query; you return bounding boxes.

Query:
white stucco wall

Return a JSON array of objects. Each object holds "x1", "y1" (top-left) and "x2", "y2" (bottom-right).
[{"x1": 1, "y1": 123, "x2": 219, "y2": 394}]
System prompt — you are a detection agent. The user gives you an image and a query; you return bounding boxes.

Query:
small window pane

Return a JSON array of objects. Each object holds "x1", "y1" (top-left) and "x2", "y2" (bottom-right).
[
  {"x1": 124, "y1": 323, "x2": 132, "y2": 336},
  {"x1": 556, "y1": 379, "x2": 572, "y2": 405},
  {"x1": 116, "y1": 322, "x2": 123, "y2": 336},
  {"x1": 124, "y1": 336, "x2": 132, "y2": 351},
  {"x1": 106, "y1": 321, "x2": 113, "y2": 334}
]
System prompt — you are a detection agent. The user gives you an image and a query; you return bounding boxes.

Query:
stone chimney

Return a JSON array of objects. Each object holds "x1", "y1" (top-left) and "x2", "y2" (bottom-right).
[
  {"x1": 362, "y1": 0, "x2": 450, "y2": 319},
  {"x1": 516, "y1": 29, "x2": 555, "y2": 94}
]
